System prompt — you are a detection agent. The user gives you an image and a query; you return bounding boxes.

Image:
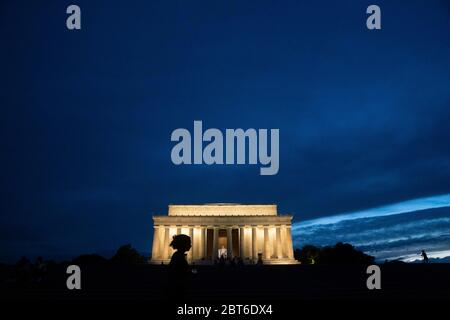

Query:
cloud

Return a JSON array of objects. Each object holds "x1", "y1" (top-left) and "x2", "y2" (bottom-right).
[
  {"x1": 293, "y1": 194, "x2": 450, "y2": 229},
  {"x1": 292, "y1": 196, "x2": 450, "y2": 261}
]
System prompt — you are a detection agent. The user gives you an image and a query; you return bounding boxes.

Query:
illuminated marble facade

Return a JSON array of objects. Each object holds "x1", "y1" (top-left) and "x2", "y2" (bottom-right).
[{"x1": 150, "y1": 204, "x2": 298, "y2": 265}]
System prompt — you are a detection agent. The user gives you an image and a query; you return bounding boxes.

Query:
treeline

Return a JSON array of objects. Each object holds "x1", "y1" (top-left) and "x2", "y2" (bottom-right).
[
  {"x1": 73, "y1": 244, "x2": 146, "y2": 265},
  {"x1": 0, "y1": 244, "x2": 146, "y2": 287},
  {"x1": 294, "y1": 242, "x2": 375, "y2": 265}
]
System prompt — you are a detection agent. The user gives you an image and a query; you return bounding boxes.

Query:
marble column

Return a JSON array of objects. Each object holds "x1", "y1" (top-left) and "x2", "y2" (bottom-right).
[
  {"x1": 252, "y1": 227, "x2": 257, "y2": 260},
  {"x1": 192, "y1": 227, "x2": 199, "y2": 260},
  {"x1": 203, "y1": 228, "x2": 208, "y2": 260},
  {"x1": 239, "y1": 227, "x2": 245, "y2": 258},
  {"x1": 158, "y1": 227, "x2": 165, "y2": 259},
  {"x1": 188, "y1": 227, "x2": 194, "y2": 261},
  {"x1": 151, "y1": 226, "x2": 160, "y2": 259},
  {"x1": 246, "y1": 227, "x2": 252, "y2": 260},
  {"x1": 276, "y1": 226, "x2": 282, "y2": 259},
  {"x1": 264, "y1": 227, "x2": 270, "y2": 259},
  {"x1": 212, "y1": 227, "x2": 218, "y2": 259},
  {"x1": 286, "y1": 226, "x2": 294, "y2": 259},
  {"x1": 281, "y1": 225, "x2": 288, "y2": 258},
  {"x1": 196, "y1": 227, "x2": 203, "y2": 259},
  {"x1": 163, "y1": 226, "x2": 170, "y2": 260},
  {"x1": 227, "y1": 227, "x2": 233, "y2": 258}
]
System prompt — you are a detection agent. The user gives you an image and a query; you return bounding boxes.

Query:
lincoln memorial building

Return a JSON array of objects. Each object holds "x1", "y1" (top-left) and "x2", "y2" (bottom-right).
[{"x1": 150, "y1": 203, "x2": 298, "y2": 265}]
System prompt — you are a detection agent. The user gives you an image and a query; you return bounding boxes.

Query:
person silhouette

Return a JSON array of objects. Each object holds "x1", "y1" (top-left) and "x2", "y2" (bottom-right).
[
  {"x1": 167, "y1": 234, "x2": 192, "y2": 301},
  {"x1": 421, "y1": 250, "x2": 429, "y2": 263}
]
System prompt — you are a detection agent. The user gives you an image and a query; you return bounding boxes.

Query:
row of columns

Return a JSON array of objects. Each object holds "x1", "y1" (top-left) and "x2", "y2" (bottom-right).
[{"x1": 151, "y1": 225, "x2": 294, "y2": 262}]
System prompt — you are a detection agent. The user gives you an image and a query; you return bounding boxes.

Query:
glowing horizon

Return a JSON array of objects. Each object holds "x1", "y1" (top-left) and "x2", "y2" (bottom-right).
[
  {"x1": 394, "y1": 250, "x2": 450, "y2": 262},
  {"x1": 293, "y1": 194, "x2": 450, "y2": 231}
]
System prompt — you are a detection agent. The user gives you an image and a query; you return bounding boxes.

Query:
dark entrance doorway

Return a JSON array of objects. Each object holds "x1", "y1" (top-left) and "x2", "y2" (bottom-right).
[
  {"x1": 232, "y1": 228, "x2": 239, "y2": 257},
  {"x1": 218, "y1": 229, "x2": 227, "y2": 258},
  {"x1": 206, "y1": 229, "x2": 213, "y2": 259}
]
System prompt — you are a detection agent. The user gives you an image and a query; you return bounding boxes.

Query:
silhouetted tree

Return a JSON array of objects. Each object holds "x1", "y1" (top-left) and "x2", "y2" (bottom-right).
[
  {"x1": 296, "y1": 245, "x2": 321, "y2": 264},
  {"x1": 295, "y1": 243, "x2": 374, "y2": 265},
  {"x1": 294, "y1": 248, "x2": 301, "y2": 261},
  {"x1": 318, "y1": 242, "x2": 374, "y2": 265},
  {"x1": 111, "y1": 244, "x2": 145, "y2": 265},
  {"x1": 72, "y1": 254, "x2": 109, "y2": 266},
  {"x1": 15, "y1": 256, "x2": 32, "y2": 285}
]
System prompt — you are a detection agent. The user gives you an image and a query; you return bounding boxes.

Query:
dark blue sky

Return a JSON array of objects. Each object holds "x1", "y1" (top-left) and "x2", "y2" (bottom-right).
[{"x1": 1, "y1": 0, "x2": 449, "y2": 262}]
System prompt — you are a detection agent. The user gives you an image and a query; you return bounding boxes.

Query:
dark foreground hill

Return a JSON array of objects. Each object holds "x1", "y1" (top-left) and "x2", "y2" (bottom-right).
[{"x1": 1, "y1": 263, "x2": 449, "y2": 302}]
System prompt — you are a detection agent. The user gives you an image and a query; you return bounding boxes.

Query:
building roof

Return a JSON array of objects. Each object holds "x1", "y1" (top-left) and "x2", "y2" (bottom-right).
[{"x1": 167, "y1": 204, "x2": 278, "y2": 216}]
